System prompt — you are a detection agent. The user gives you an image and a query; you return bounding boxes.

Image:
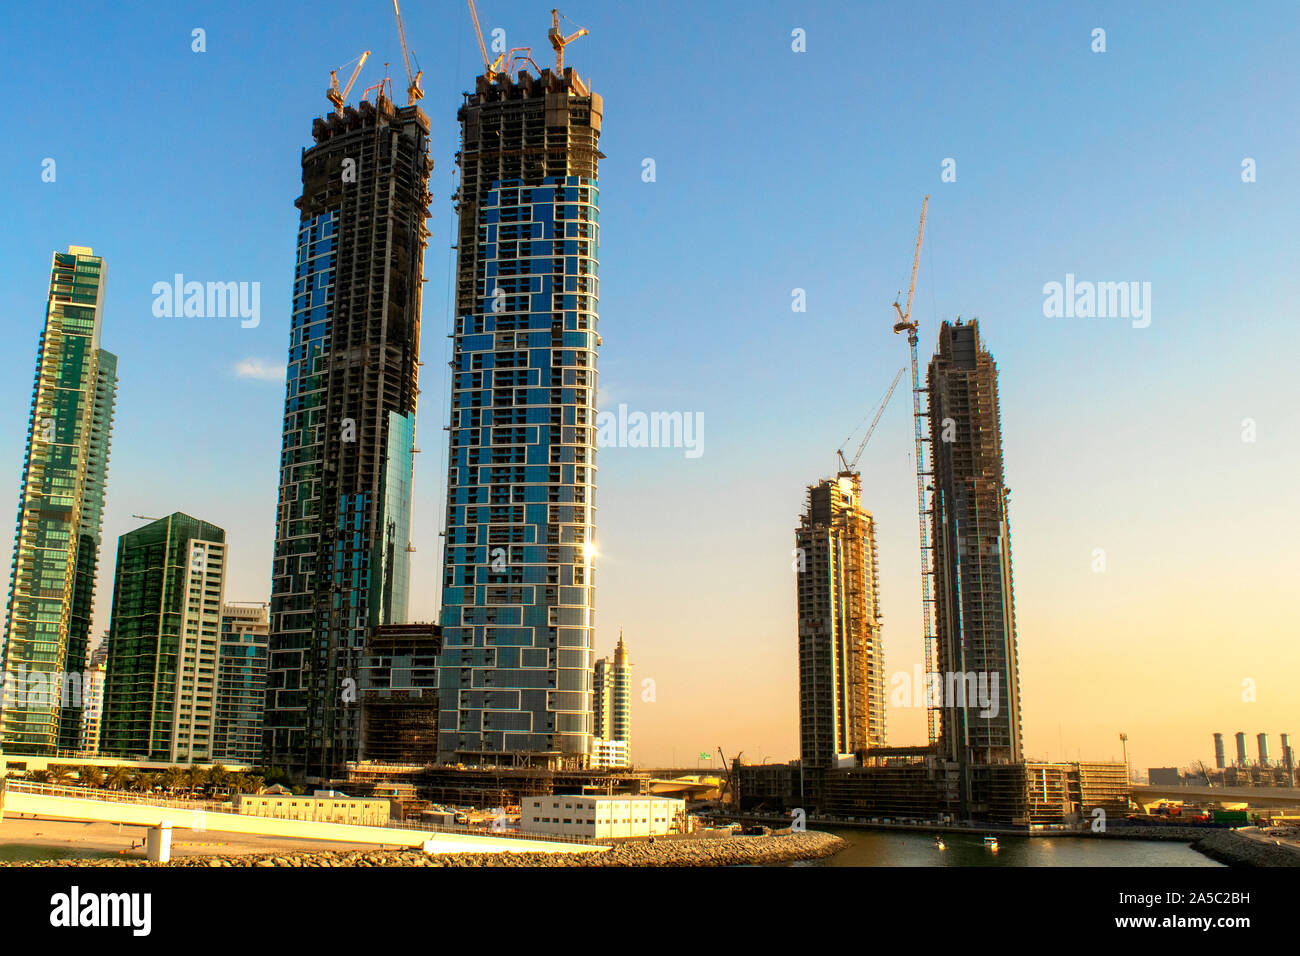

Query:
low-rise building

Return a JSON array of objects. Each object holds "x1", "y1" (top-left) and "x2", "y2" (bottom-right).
[
  {"x1": 233, "y1": 793, "x2": 390, "y2": 826},
  {"x1": 521, "y1": 794, "x2": 685, "y2": 840},
  {"x1": 589, "y1": 738, "x2": 629, "y2": 769}
]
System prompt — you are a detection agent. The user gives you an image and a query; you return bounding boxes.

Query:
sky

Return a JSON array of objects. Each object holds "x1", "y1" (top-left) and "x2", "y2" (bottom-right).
[{"x1": 1, "y1": 0, "x2": 1296, "y2": 772}]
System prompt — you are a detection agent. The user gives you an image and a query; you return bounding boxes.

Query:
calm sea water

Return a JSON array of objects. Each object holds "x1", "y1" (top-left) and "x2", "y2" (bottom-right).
[{"x1": 800, "y1": 828, "x2": 1223, "y2": 866}]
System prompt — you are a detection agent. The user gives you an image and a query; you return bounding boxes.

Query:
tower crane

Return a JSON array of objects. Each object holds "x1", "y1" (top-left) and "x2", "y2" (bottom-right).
[
  {"x1": 891, "y1": 195, "x2": 938, "y2": 744},
  {"x1": 468, "y1": 0, "x2": 504, "y2": 79},
  {"x1": 327, "y1": 50, "x2": 371, "y2": 116},
  {"x1": 391, "y1": 0, "x2": 423, "y2": 104},
  {"x1": 467, "y1": 0, "x2": 540, "y2": 80},
  {"x1": 836, "y1": 367, "x2": 905, "y2": 476},
  {"x1": 548, "y1": 8, "x2": 589, "y2": 75}
]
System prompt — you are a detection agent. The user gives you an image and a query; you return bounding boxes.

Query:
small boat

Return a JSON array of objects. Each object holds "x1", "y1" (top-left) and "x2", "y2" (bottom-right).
[
  {"x1": 983, "y1": 835, "x2": 999, "y2": 851},
  {"x1": 933, "y1": 838, "x2": 946, "y2": 850}
]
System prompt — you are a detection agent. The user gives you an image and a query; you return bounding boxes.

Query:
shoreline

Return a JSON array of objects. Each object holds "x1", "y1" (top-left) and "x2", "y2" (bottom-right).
[{"x1": 5, "y1": 830, "x2": 847, "y2": 867}]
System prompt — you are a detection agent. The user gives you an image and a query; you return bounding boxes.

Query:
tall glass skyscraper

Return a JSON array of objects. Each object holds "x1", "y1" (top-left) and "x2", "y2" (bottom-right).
[
  {"x1": 0, "y1": 246, "x2": 117, "y2": 756},
  {"x1": 263, "y1": 92, "x2": 432, "y2": 780},
  {"x1": 438, "y1": 66, "x2": 603, "y2": 766},
  {"x1": 927, "y1": 319, "x2": 1023, "y2": 776}
]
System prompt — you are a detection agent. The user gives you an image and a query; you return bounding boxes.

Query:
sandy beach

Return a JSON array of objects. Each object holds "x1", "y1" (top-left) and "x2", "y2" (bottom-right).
[{"x1": 0, "y1": 814, "x2": 401, "y2": 862}]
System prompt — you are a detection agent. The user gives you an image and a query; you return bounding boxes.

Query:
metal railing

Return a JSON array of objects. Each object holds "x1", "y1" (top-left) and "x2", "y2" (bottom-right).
[
  {"x1": 5, "y1": 778, "x2": 598, "y2": 845},
  {"x1": 6, "y1": 779, "x2": 231, "y2": 813}
]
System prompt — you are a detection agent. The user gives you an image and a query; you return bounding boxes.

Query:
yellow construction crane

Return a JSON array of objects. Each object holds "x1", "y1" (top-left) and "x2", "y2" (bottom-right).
[
  {"x1": 836, "y1": 367, "x2": 905, "y2": 477},
  {"x1": 468, "y1": 1, "x2": 543, "y2": 80},
  {"x1": 468, "y1": 0, "x2": 505, "y2": 80},
  {"x1": 391, "y1": 0, "x2": 423, "y2": 104},
  {"x1": 548, "y1": 8, "x2": 589, "y2": 75},
  {"x1": 327, "y1": 50, "x2": 371, "y2": 116}
]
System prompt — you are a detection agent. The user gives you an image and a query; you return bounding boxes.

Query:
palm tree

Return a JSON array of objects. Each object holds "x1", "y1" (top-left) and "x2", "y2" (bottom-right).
[
  {"x1": 243, "y1": 774, "x2": 266, "y2": 794},
  {"x1": 104, "y1": 765, "x2": 131, "y2": 790},
  {"x1": 185, "y1": 765, "x2": 209, "y2": 795},
  {"x1": 78, "y1": 765, "x2": 105, "y2": 789},
  {"x1": 208, "y1": 763, "x2": 230, "y2": 791},
  {"x1": 136, "y1": 772, "x2": 160, "y2": 793},
  {"x1": 161, "y1": 766, "x2": 185, "y2": 793},
  {"x1": 48, "y1": 764, "x2": 73, "y2": 786},
  {"x1": 25, "y1": 769, "x2": 52, "y2": 784}
]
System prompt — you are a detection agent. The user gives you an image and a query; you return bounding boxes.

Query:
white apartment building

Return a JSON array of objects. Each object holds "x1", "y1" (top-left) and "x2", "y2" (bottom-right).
[{"x1": 521, "y1": 794, "x2": 685, "y2": 840}]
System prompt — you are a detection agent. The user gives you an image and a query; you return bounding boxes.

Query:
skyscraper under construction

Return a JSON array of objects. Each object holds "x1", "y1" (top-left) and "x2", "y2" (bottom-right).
[
  {"x1": 795, "y1": 472, "x2": 886, "y2": 799},
  {"x1": 927, "y1": 319, "x2": 1023, "y2": 773},
  {"x1": 437, "y1": 60, "x2": 603, "y2": 766},
  {"x1": 263, "y1": 90, "x2": 432, "y2": 780}
]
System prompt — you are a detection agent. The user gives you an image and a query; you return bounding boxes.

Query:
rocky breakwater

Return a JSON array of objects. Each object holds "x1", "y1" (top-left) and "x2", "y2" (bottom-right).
[
  {"x1": 1192, "y1": 829, "x2": 1300, "y2": 867},
  {"x1": 13, "y1": 830, "x2": 847, "y2": 868}
]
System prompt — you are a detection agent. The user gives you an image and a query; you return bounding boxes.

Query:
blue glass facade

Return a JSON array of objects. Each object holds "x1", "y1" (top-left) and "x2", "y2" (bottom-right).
[{"x1": 439, "y1": 175, "x2": 600, "y2": 760}]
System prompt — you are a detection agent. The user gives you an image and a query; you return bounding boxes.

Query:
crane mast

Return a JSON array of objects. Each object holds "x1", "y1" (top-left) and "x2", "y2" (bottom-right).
[
  {"x1": 891, "y1": 195, "x2": 938, "y2": 745},
  {"x1": 391, "y1": 0, "x2": 423, "y2": 104},
  {"x1": 548, "y1": 8, "x2": 589, "y2": 75}
]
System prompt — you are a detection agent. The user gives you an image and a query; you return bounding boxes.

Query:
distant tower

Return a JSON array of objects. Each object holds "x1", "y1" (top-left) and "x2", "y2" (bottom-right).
[
  {"x1": 795, "y1": 471, "x2": 886, "y2": 803},
  {"x1": 611, "y1": 633, "x2": 631, "y2": 745},
  {"x1": 928, "y1": 320, "x2": 1023, "y2": 776},
  {"x1": 1213, "y1": 732, "x2": 1226, "y2": 769},
  {"x1": 1282, "y1": 734, "x2": 1294, "y2": 779},
  {"x1": 593, "y1": 631, "x2": 631, "y2": 756},
  {"x1": 0, "y1": 246, "x2": 117, "y2": 756},
  {"x1": 1257, "y1": 733, "x2": 1270, "y2": 768},
  {"x1": 1235, "y1": 732, "x2": 1248, "y2": 766},
  {"x1": 213, "y1": 603, "x2": 270, "y2": 765},
  {"x1": 81, "y1": 636, "x2": 111, "y2": 754}
]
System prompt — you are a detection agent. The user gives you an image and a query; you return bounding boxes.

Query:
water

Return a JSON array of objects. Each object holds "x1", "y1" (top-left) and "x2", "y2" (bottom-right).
[{"x1": 800, "y1": 828, "x2": 1223, "y2": 866}]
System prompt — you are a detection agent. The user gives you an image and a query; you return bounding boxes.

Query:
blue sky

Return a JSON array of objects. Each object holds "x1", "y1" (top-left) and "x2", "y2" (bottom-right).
[{"x1": 1, "y1": 0, "x2": 1296, "y2": 768}]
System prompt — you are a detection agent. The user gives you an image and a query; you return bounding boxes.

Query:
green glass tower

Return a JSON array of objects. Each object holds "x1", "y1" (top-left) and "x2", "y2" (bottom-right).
[
  {"x1": 99, "y1": 513, "x2": 227, "y2": 762},
  {"x1": 0, "y1": 246, "x2": 117, "y2": 756}
]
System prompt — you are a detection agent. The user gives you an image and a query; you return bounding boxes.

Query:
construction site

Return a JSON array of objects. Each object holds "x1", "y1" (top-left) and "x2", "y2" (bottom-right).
[{"x1": 784, "y1": 196, "x2": 1131, "y2": 827}]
